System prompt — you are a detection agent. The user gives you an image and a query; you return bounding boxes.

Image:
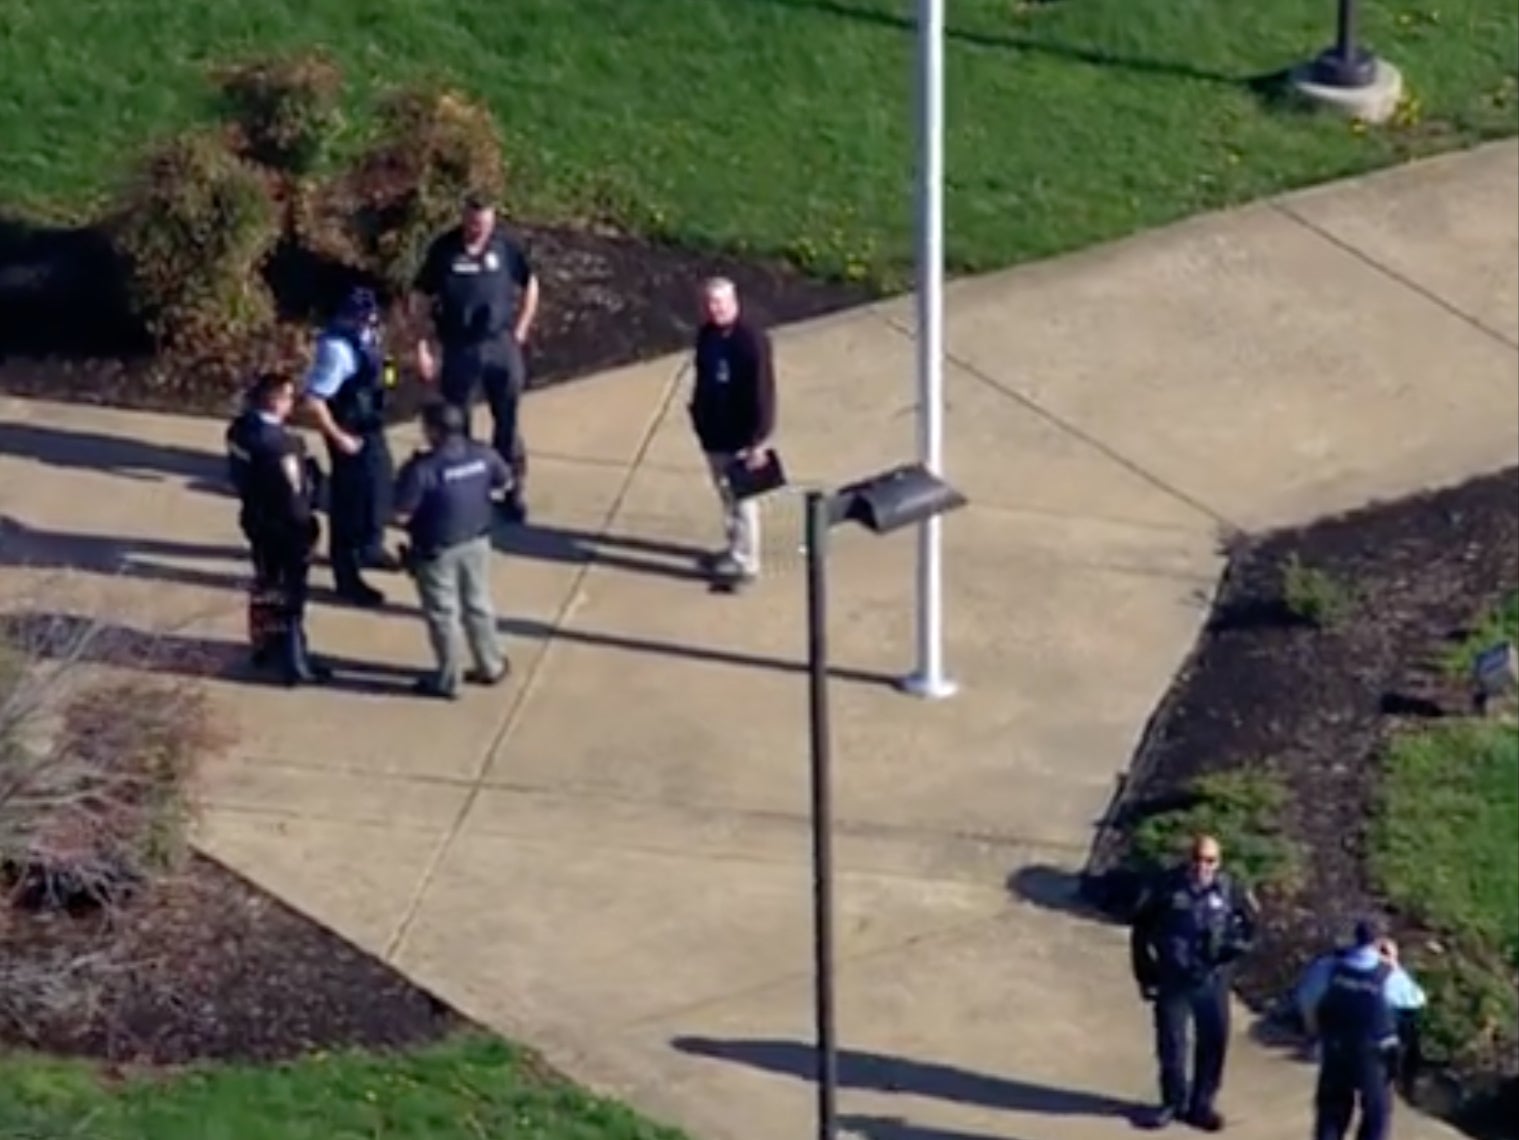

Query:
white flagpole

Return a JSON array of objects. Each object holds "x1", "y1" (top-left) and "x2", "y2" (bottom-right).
[{"x1": 900, "y1": 0, "x2": 956, "y2": 700}]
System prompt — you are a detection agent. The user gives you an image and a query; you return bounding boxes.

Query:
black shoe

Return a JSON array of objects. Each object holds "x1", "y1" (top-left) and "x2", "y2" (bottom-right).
[
  {"x1": 1185, "y1": 1106, "x2": 1224, "y2": 1132},
  {"x1": 412, "y1": 677, "x2": 459, "y2": 700},
  {"x1": 335, "y1": 580, "x2": 386, "y2": 608},
  {"x1": 361, "y1": 548, "x2": 403, "y2": 572},
  {"x1": 464, "y1": 662, "x2": 510, "y2": 686},
  {"x1": 1140, "y1": 1105, "x2": 1180, "y2": 1130}
]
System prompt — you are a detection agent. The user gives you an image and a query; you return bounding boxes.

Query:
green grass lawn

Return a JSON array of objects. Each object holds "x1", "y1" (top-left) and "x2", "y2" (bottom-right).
[
  {"x1": 1, "y1": 0, "x2": 1515, "y2": 282},
  {"x1": 1370, "y1": 715, "x2": 1519, "y2": 1063},
  {"x1": 0, "y1": 1036, "x2": 688, "y2": 1140}
]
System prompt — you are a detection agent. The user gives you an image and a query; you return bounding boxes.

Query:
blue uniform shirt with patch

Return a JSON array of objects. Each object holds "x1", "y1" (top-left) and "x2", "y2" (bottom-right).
[
  {"x1": 303, "y1": 332, "x2": 361, "y2": 401},
  {"x1": 1296, "y1": 945, "x2": 1426, "y2": 1013},
  {"x1": 394, "y1": 438, "x2": 510, "y2": 558}
]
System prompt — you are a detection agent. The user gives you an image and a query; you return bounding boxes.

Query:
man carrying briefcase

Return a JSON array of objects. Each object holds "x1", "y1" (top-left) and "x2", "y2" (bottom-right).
[{"x1": 688, "y1": 276, "x2": 778, "y2": 590}]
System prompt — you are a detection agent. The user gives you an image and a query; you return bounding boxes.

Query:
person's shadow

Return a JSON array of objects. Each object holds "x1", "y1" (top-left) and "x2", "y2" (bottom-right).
[
  {"x1": 491, "y1": 521, "x2": 711, "y2": 582},
  {"x1": 839, "y1": 1115, "x2": 1025, "y2": 1140},
  {"x1": 0, "y1": 420, "x2": 231, "y2": 497},
  {"x1": 670, "y1": 1037, "x2": 1144, "y2": 1120}
]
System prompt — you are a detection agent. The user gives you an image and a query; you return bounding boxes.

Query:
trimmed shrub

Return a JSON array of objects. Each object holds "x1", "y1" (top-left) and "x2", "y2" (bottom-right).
[
  {"x1": 214, "y1": 52, "x2": 345, "y2": 178},
  {"x1": 317, "y1": 85, "x2": 507, "y2": 293},
  {"x1": 111, "y1": 129, "x2": 281, "y2": 350},
  {"x1": 1127, "y1": 768, "x2": 1305, "y2": 894}
]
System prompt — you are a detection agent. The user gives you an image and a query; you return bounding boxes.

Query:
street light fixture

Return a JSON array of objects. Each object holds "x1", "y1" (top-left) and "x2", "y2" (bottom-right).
[{"x1": 796, "y1": 464, "x2": 967, "y2": 1140}]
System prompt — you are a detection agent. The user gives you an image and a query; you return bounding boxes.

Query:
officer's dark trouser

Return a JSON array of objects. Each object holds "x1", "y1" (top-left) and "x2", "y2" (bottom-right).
[
  {"x1": 1154, "y1": 976, "x2": 1230, "y2": 1113},
  {"x1": 440, "y1": 334, "x2": 527, "y2": 493},
  {"x1": 247, "y1": 531, "x2": 312, "y2": 677},
  {"x1": 1313, "y1": 1049, "x2": 1393, "y2": 1140},
  {"x1": 326, "y1": 427, "x2": 394, "y2": 588}
]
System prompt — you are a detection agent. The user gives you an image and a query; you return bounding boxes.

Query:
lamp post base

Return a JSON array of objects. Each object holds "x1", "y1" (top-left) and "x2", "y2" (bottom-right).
[
  {"x1": 1290, "y1": 56, "x2": 1404, "y2": 124},
  {"x1": 897, "y1": 671, "x2": 959, "y2": 700}
]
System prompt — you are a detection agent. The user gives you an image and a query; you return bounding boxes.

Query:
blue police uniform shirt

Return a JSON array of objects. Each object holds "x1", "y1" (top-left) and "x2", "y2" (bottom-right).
[
  {"x1": 1315, "y1": 949, "x2": 1400, "y2": 1054},
  {"x1": 394, "y1": 438, "x2": 510, "y2": 558},
  {"x1": 304, "y1": 324, "x2": 385, "y2": 431},
  {"x1": 1296, "y1": 945, "x2": 1426, "y2": 1014}
]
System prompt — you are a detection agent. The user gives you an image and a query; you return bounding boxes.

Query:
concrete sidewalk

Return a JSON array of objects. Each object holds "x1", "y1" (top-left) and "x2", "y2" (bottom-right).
[{"x1": 2, "y1": 140, "x2": 1515, "y2": 1139}]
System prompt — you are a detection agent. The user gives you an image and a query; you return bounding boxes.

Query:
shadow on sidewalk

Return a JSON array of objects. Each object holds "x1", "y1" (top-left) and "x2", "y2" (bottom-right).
[
  {"x1": 491, "y1": 523, "x2": 711, "y2": 582},
  {"x1": 671, "y1": 1037, "x2": 1143, "y2": 1119},
  {"x1": 840, "y1": 1115, "x2": 1022, "y2": 1140},
  {"x1": 1005, "y1": 862, "x2": 1123, "y2": 927},
  {"x1": 0, "y1": 516, "x2": 251, "y2": 594},
  {"x1": 0, "y1": 611, "x2": 420, "y2": 696},
  {"x1": 0, "y1": 420, "x2": 230, "y2": 495}
]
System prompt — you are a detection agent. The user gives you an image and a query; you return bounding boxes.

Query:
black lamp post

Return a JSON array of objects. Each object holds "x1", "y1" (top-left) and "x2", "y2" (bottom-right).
[
  {"x1": 795, "y1": 465, "x2": 968, "y2": 1139},
  {"x1": 1311, "y1": 0, "x2": 1378, "y2": 88}
]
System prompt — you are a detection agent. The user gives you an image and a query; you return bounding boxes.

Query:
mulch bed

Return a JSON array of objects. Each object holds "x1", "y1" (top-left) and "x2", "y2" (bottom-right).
[
  {"x1": 1085, "y1": 466, "x2": 1519, "y2": 1137},
  {"x1": 0, "y1": 854, "x2": 464, "y2": 1064},
  {"x1": 0, "y1": 218, "x2": 874, "y2": 419}
]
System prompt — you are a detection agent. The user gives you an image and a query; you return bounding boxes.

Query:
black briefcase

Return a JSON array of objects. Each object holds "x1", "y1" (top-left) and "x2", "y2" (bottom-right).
[{"x1": 724, "y1": 449, "x2": 787, "y2": 501}]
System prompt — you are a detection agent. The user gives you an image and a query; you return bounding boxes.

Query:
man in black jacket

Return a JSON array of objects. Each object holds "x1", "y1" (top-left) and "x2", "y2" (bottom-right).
[
  {"x1": 1129, "y1": 833, "x2": 1258, "y2": 1131},
  {"x1": 688, "y1": 277, "x2": 777, "y2": 588},
  {"x1": 226, "y1": 372, "x2": 329, "y2": 687}
]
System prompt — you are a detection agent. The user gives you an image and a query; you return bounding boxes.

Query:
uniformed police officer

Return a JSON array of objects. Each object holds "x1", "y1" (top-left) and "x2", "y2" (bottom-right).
[
  {"x1": 1308, "y1": 919, "x2": 1403, "y2": 1140},
  {"x1": 303, "y1": 286, "x2": 399, "y2": 608},
  {"x1": 225, "y1": 371, "x2": 329, "y2": 687},
  {"x1": 1129, "y1": 833, "x2": 1258, "y2": 1131},
  {"x1": 393, "y1": 401, "x2": 510, "y2": 699},
  {"x1": 410, "y1": 194, "x2": 539, "y2": 523}
]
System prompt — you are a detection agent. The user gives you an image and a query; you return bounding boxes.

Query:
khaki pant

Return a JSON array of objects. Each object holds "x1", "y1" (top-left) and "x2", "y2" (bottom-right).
[
  {"x1": 412, "y1": 535, "x2": 503, "y2": 691},
  {"x1": 704, "y1": 452, "x2": 761, "y2": 575}
]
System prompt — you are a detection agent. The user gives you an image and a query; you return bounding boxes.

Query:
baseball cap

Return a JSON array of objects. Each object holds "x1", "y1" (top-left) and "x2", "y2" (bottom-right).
[{"x1": 1352, "y1": 917, "x2": 1386, "y2": 946}]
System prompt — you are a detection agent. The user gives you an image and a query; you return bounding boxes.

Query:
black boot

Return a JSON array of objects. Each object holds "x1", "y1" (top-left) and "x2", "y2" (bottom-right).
[{"x1": 278, "y1": 622, "x2": 329, "y2": 687}]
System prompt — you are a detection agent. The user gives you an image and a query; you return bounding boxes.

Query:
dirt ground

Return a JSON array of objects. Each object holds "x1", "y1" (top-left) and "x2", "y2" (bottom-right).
[
  {"x1": 0, "y1": 855, "x2": 464, "y2": 1064},
  {"x1": 1086, "y1": 467, "x2": 1519, "y2": 1137},
  {"x1": 0, "y1": 218, "x2": 874, "y2": 418}
]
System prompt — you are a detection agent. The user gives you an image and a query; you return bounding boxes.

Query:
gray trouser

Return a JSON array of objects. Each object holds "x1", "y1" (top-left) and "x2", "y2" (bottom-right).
[
  {"x1": 412, "y1": 535, "x2": 503, "y2": 690},
  {"x1": 704, "y1": 452, "x2": 761, "y2": 574}
]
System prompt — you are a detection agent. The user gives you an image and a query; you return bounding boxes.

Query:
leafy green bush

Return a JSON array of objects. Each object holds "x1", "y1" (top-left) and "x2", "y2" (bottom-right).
[
  {"x1": 1408, "y1": 943, "x2": 1518, "y2": 1067},
  {"x1": 1443, "y1": 591, "x2": 1519, "y2": 679},
  {"x1": 1281, "y1": 553, "x2": 1356, "y2": 629},
  {"x1": 110, "y1": 129, "x2": 280, "y2": 349},
  {"x1": 215, "y1": 52, "x2": 345, "y2": 178},
  {"x1": 319, "y1": 85, "x2": 508, "y2": 293},
  {"x1": 1128, "y1": 768, "x2": 1304, "y2": 893}
]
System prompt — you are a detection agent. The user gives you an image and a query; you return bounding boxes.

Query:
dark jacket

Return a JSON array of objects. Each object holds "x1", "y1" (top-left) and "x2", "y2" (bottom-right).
[
  {"x1": 1129, "y1": 866, "x2": 1257, "y2": 990},
  {"x1": 394, "y1": 437, "x2": 510, "y2": 560},
  {"x1": 225, "y1": 410, "x2": 317, "y2": 546},
  {"x1": 690, "y1": 318, "x2": 776, "y2": 454}
]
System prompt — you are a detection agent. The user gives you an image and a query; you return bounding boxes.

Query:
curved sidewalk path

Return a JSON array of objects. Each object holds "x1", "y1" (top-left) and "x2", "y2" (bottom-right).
[{"x1": 2, "y1": 141, "x2": 1516, "y2": 1139}]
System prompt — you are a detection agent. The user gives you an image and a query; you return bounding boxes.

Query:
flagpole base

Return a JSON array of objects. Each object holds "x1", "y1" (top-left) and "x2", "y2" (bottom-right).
[{"x1": 896, "y1": 671, "x2": 959, "y2": 700}]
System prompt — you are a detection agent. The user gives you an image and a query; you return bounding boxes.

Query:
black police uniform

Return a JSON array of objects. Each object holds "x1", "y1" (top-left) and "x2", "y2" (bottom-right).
[
  {"x1": 1313, "y1": 954, "x2": 1399, "y2": 1140},
  {"x1": 225, "y1": 407, "x2": 323, "y2": 684},
  {"x1": 322, "y1": 322, "x2": 396, "y2": 596},
  {"x1": 1130, "y1": 866, "x2": 1257, "y2": 1125},
  {"x1": 413, "y1": 227, "x2": 532, "y2": 508}
]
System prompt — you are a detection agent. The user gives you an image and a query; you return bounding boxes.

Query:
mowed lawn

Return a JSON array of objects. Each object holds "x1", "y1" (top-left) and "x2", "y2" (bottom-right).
[
  {"x1": 0, "y1": 1037, "x2": 688, "y2": 1140},
  {"x1": 0, "y1": 0, "x2": 1516, "y2": 279}
]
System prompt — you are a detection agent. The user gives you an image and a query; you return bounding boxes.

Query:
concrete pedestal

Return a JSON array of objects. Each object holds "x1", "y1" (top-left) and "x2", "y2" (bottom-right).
[{"x1": 1290, "y1": 58, "x2": 1405, "y2": 125}]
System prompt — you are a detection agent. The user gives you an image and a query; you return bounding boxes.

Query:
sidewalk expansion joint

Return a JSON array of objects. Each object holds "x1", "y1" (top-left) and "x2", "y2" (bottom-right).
[
  {"x1": 871, "y1": 310, "x2": 1240, "y2": 536},
  {"x1": 1268, "y1": 198, "x2": 1519, "y2": 353},
  {"x1": 380, "y1": 359, "x2": 693, "y2": 965}
]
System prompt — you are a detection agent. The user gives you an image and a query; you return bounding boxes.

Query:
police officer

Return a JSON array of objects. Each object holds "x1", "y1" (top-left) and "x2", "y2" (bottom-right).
[
  {"x1": 303, "y1": 286, "x2": 399, "y2": 607},
  {"x1": 1129, "y1": 833, "x2": 1258, "y2": 1131},
  {"x1": 1308, "y1": 919, "x2": 1404, "y2": 1140},
  {"x1": 393, "y1": 402, "x2": 511, "y2": 699},
  {"x1": 225, "y1": 371, "x2": 329, "y2": 686},
  {"x1": 410, "y1": 194, "x2": 539, "y2": 523}
]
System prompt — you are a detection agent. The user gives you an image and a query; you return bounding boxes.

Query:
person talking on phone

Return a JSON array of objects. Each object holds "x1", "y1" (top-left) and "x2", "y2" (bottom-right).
[{"x1": 688, "y1": 277, "x2": 777, "y2": 589}]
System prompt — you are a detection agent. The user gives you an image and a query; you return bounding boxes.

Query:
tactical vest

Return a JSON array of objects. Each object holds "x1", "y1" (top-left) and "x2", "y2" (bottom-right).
[
  {"x1": 325, "y1": 324, "x2": 386, "y2": 433},
  {"x1": 1153, "y1": 872, "x2": 1236, "y2": 983},
  {"x1": 1319, "y1": 956, "x2": 1396, "y2": 1055}
]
